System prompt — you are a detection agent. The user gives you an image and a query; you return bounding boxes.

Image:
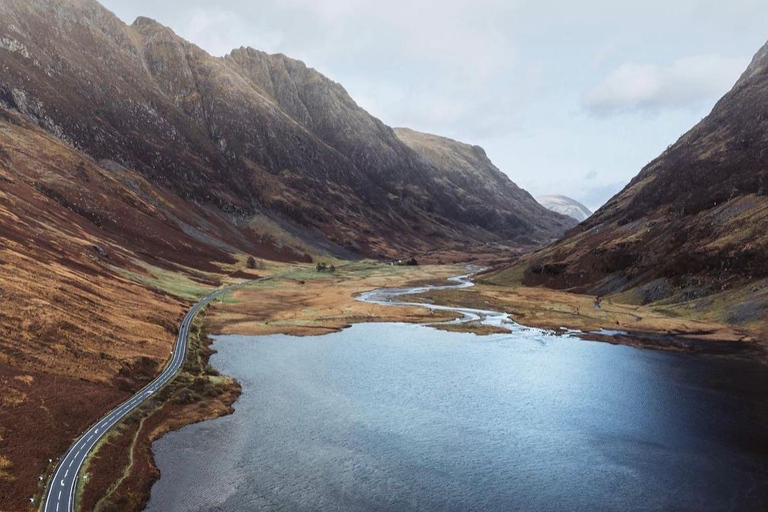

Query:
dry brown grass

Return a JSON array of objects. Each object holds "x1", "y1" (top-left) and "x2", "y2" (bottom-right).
[
  {"x1": 207, "y1": 263, "x2": 463, "y2": 336},
  {"x1": 411, "y1": 284, "x2": 753, "y2": 344}
]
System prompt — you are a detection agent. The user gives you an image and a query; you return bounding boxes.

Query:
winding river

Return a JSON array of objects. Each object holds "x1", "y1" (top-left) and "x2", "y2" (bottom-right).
[{"x1": 144, "y1": 275, "x2": 768, "y2": 512}]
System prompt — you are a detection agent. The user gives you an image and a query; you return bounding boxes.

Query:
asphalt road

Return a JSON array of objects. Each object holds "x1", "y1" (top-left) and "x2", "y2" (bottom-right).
[{"x1": 42, "y1": 282, "x2": 250, "y2": 512}]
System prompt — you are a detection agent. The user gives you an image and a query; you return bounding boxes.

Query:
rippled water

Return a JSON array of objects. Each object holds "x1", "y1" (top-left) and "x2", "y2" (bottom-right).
[{"x1": 145, "y1": 322, "x2": 768, "y2": 512}]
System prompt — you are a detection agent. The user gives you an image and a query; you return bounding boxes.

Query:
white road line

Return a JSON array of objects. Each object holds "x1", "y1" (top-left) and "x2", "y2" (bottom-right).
[{"x1": 67, "y1": 474, "x2": 75, "y2": 512}]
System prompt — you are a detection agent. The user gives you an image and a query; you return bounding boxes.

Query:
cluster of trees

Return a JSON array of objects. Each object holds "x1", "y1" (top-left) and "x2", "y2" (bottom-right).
[{"x1": 316, "y1": 262, "x2": 336, "y2": 273}]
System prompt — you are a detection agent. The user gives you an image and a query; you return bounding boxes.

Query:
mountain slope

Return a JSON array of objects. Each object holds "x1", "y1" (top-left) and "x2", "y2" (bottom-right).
[
  {"x1": 536, "y1": 195, "x2": 592, "y2": 222},
  {"x1": 488, "y1": 40, "x2": 768, "y2": 332},
  {"x1": 0, "y1": 0, "x2": 572, "y2": 258},
  {"x1": 395, "y1": 128, "x2": 575, "y2": 240},
  {"x1": 0, "y1": 106, "x2": 283, "y2": 509}
]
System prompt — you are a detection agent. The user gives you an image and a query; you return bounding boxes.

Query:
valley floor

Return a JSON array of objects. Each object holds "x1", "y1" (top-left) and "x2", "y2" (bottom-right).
[
  {"x1": 15, "y1": 261, "x2": 764, "y2": 512},
  {"x1": 409, "y1": 283, "x2": 761, "y2": 354},
  {"x1": 210, "y1": 263, "x2": 760, "y2": 356}
]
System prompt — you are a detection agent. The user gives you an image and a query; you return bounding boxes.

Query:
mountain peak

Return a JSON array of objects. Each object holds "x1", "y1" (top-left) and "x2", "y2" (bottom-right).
[
  {"x1": 536, "y1": 195, "x2": 592, "y2": 222},
  {"x1": 736, "y1": 39, "x2": 768, "y2": 86},
  {"x1": 132, "y1": 15, "x2": 162, "y2": 29}
]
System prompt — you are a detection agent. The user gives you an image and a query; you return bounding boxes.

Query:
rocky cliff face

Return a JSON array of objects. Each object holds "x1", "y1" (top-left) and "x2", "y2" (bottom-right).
[
  {"x1": 490, "y1": 40, "x2": 768, "y2": 313},
  {"x1": 0, "y1": 0, "x2": 572, "y2": 258}
]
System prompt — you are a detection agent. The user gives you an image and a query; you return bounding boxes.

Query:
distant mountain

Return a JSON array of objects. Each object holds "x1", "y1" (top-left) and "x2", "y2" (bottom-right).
[
  {"x1": 0, "y1": 0, "x2": 572, "y2": 258},
  {"x1": 488, "y1": 39, "x2": 768, "y2": 321},
  {"x1": 536, "y1": 195, "x2": 592, "y2": 222}
]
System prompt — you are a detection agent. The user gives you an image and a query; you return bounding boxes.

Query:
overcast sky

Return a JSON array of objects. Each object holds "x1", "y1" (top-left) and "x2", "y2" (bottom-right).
[{"x1": 100, "y1": 0, "x2": 768, "y2": 211}]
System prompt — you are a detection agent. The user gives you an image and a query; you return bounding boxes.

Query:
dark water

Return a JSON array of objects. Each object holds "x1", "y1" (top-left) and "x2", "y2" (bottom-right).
[{"x1": 145, "y1": 323, "x2": 768, "y2": 512}]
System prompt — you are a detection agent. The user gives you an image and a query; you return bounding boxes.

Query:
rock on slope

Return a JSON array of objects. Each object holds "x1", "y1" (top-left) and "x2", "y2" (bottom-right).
[
  {"x1": 488, "y1": 39, "x2": 768, "y2": 329},
  {"x1": 536, "y1": 195, "x2": 592, "y2": 222},
  {"x1": 0, "y1": 0, "x2": 572, "y2": 258}
]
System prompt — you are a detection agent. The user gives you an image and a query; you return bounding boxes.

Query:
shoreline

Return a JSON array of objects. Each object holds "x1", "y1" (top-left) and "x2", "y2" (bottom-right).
[{"x1": 76, "y1": 263, "x2": 464, "y2": 512}]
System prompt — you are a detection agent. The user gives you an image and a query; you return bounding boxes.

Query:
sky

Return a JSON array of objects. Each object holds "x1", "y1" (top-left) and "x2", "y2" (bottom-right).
[{"x1": 100, "y1": 0, "x2": 768, "y2": 211}]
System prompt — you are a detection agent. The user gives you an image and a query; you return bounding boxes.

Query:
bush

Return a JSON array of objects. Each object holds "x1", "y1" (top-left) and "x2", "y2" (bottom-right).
[
  {"x1": 172, "y1": 389, "x2": 202, "y2": 404},
  {"x1": 97, "y1": 501, "x2": 120, "y2": 512},
  {"x1": 203, "y1": 387, "x2": 223, "y2": 397}
]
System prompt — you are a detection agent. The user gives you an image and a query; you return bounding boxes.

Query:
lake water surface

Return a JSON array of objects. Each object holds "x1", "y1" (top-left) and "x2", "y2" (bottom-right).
[{"x1": 145, "y1": 321, "x2": 768, "y2": 511}]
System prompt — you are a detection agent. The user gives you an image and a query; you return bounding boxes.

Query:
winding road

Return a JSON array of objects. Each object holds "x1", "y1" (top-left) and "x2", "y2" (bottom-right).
[{"x1": 42, "y1": 282, "x2": 251, "y2": 512}]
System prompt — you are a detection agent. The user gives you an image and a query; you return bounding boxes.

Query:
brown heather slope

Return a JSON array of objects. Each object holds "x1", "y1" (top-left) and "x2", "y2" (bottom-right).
[
  {"x1": 0, "y1": 105, "x2": 307, "y2": 510},
  {"x1": 486, "y1": 39, "x2": 768, "y2": 342},
  {"x1": 0, "y1": 0, "x2": 573, "y2": 258}
]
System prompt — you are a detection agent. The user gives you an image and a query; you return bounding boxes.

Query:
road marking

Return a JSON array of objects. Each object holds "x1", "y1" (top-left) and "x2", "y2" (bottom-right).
[{"x1": 68, "y1": 474, "x2": 75, "y2": 512}]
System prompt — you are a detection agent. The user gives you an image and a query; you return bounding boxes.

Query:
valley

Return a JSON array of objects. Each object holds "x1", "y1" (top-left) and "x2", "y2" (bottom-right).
[{"x1": 0, "y1": 0, "x2": 767, "y2": 511}]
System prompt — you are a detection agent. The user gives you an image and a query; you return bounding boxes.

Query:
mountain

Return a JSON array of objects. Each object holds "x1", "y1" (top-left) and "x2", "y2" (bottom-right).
[
  {"x1": 0, "y1": 0, "x2": 572, "y2": 259},
  {"x1": 395, "y1": 129, "x2": 575, "y2": 241},
  {"x1": 488, "y1": 40, "x2": 768, "y2": 325},
  {"x1": 536, "y1": 195, "x2": 592, "y2": 222}
]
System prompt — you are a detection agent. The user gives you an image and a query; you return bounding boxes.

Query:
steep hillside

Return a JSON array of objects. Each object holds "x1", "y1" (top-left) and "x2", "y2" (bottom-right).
[
  {"x1": 0, "y1": 106, "x2": 295, "y2": 508},
  {"x1": 536, "y1": 195, "x2": 592, "y2": 222},
  {"x1": 0, "y1": 0, "x2": 571, "y2": 258},
  {"x1": 395, "y1": 128, "x2": 575, "y2": 241},
  {"x1": 487, "y1": 40, "x2": 768, "y2": 336}
]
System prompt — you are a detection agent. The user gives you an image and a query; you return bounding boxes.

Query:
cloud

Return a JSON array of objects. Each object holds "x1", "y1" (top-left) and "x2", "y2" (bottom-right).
[{"x1": 583, "y1": 54, "x2": 749, "y2": 116}]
